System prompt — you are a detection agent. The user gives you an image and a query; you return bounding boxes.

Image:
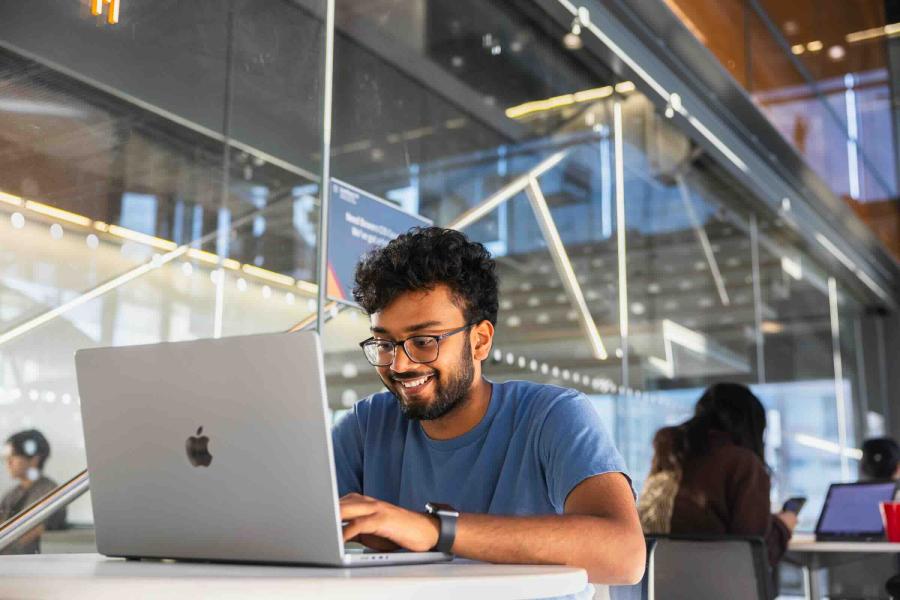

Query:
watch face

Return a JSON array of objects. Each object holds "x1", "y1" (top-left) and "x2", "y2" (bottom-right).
[{"x1": 426, "y1": 502, "x2": 457, "y2": 514}]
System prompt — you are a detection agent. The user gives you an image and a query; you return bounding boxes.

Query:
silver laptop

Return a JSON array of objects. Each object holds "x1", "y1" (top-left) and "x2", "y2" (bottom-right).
[{"x1": 74, "y1": 331, "x2": 450, "y2": 567}]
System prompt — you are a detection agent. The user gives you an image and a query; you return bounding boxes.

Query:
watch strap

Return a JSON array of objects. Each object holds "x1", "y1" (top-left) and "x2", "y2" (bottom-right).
[{"x1": 434, "y1": 509, "x2": 457, "y2": 553}]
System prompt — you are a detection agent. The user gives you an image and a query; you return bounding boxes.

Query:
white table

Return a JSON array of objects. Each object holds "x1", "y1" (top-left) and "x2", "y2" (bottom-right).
[
  {"x1": 0, "y1": 553, "x2": 591, "y2": 599},
  {"x1": 786, "y1": 534, "x2": 900, "y2": 600}
]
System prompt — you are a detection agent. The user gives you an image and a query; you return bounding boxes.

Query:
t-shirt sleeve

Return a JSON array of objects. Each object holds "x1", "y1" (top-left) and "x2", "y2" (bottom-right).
[
  {"x1": 537, "y1": 392, "x2": 632, "y2": 512},
  {"x1": 331, "y1": 404, "x2": 366, "y2": 497}
]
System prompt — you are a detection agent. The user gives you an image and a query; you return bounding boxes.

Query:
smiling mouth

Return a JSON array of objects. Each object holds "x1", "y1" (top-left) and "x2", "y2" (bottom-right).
[{"x1": 393, "y1": 374, "x2": 434, "y2": 393}]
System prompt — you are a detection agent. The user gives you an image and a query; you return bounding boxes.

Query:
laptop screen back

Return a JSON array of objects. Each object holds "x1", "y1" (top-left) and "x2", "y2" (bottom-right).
[{"x1": 816, "y1": 482, "x2": 897, "y2": 538}]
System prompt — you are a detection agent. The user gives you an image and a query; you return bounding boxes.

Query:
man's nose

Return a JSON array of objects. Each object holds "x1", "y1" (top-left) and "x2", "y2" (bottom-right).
[{"x1": 390, "y1": 343, "x2": 415, "y2": 371}]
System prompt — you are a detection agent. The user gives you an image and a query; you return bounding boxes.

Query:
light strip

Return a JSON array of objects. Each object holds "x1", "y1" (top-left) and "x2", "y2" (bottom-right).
[
  {"x1": 675, "y1": 176, "x2": 730, "y2": 306},
  {"x1": 0, "y1": 191, "x2": 317, "y2": 345},
  {"x1": 241, "y1": 264, "x2": 295, "y2": 287},
  {"x1": 213, "y1": 267, "x2": 225, "y2": 339},
  {"x1": 448, "y1": 150, "x2": 569, "y2": 230},
  {"x1": 0, "y1": 246, "x2": 189, "y2": 347},
  {"x1": 780, "y1": 256, "x2": 803, "y2": 280},
  {"x1": 856, "y1": 270, "x2": 890, "y2": 303},
  {"x1": 24, "y1": 201, "x2": 92, "y2": 227},
  {"x1": 815, "y1": 233, "x2": 857, "y2": 272},
  {"x1": 829, "y1": 277, "x2": 851, "y2": 480},
  {"x1": 0, "y1": 191, "x2": 23, "y2": 207},
  {"x1": 846, "y1": 22, "x2": 900, "y2": 44},
  {"x1": 505, "y1": 86, "x2": 616, "y2": 119},
  {"x1": 815, "y1": 233, "x2": 890, "y2": 302},
  {"x1": 187, "y1": 248, "x2": 223, "y2": 265},
  {"x1": 794, "y1": 433, "x2": 862, "y2": 460},
  {"x1": 844, "y1": 77, "x2": 861, "y2": 201},
  {"x1": 107, "y1": 224, "x2": 178, "y2": 251},
  {"x1": 525, "y1": 178, "x2": 608, "y2": 360},
  {"x1": 296, "y1": 280, "x2": 319, "y2": 295},
  {"x1": 186, "y1": 249, "x2": 240, "y2": 271},
  {"x1": 614, "y1": 102, "x2": 629, "y2": 347},
  {"x1": 686, "y1": 115, "x2": 749, "y2": 173}
]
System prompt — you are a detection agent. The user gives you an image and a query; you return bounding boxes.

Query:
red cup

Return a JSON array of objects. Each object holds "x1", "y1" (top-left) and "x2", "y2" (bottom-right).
[{"x1": 880, "y1": 502, "x2": 900, "y2": 542}]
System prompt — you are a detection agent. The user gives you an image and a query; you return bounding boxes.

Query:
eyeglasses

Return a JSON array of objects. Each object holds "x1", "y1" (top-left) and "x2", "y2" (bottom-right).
[{"x1": 359, "y1": 323, "x2": 475, "y2": 367}]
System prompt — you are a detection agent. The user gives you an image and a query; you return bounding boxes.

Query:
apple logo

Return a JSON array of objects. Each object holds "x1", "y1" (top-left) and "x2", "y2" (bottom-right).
[{"x1": 186, "y1": 427, "x2": 213, "y2": 467}]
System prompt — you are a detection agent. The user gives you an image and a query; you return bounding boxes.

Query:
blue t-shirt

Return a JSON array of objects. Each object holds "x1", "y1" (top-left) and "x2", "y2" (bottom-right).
[{"x1": 332, "y1": 379, "x2": 630, "y2": 516}]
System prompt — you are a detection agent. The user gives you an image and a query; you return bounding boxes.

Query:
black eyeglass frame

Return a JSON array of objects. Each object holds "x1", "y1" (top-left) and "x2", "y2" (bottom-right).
[{"x1": 358, "y1": 322, "x2": 478, "y2": 367}]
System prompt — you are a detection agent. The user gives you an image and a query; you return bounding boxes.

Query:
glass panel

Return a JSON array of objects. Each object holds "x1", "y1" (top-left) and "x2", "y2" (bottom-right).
[
  {"x1": 326, "y1": 0, "x2": 626, "y2": 424},
  {"x1": 666, "y1": 0, "x2": 900, "y2": 260},
  {"x1": 618, "y1": 97, "x2": 760, "y2": 488},
  {"x1": 0, "y1": 0, "x2": 326, "y2": 552},
  {"x1": 754, "y1": 218, "x2": 841, "y2": 532}
]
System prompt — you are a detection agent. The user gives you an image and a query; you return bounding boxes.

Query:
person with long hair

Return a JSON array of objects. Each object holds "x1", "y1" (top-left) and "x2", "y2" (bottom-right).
[{"x1": 637, "y1": 383, "x2": 796, "y2": 567}]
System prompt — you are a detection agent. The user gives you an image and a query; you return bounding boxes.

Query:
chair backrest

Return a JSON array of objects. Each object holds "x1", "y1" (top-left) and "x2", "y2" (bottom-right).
[
  {"x1": 610, "y1": 535, "x2": 770, "y2": 600},
  {"x1": 649, "y1": 536, "x2": 770, "y2": 600}
]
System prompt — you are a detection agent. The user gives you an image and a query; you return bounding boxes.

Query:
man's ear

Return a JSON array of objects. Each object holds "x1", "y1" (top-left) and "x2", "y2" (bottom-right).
[{"x1": 471, "y1": 320, "x2": 495, "y2": 361}]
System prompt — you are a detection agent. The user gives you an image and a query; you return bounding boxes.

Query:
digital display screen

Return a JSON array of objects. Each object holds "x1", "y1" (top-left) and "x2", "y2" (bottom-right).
[{"x1": 817, "y1": 482, "x2": 897, "y2": 535}]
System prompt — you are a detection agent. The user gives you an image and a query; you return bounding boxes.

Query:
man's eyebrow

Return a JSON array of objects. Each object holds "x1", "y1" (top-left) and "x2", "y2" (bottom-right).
[{"x1": 369, "y1": 320, "x2": 444, "y2": 335}]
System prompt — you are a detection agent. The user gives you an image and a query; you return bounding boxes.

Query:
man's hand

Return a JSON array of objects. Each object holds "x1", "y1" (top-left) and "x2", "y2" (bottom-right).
[{"x1": 340, "y1": 493, "x2": 440, "y2": 552}]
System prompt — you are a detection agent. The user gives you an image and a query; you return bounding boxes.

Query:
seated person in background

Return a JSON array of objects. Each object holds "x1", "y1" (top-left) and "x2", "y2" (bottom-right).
[
  {"x1": 827, "y1": 436, "x2": 900, "y2": 599},
  {"x1": 0, "y1": 429, "x2": 67, "y2": 554},
  {"x1": 637, "y1": 383, "x2": 795, "y2": 568},
  {"x1": 860, "y1": 437, "x2": 900, "y2": 481},
  {"x1": 332, "y1": 227, "x2": 645, "y2": 588}
]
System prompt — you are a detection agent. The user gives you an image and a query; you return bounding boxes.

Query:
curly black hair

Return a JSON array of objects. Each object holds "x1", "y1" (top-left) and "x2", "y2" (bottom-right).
[{"x1": 352, "y1": 227, "x2": 499, "y2": 325}]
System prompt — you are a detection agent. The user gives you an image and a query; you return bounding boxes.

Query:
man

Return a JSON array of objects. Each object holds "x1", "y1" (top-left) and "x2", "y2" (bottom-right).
[
  {"x1": 332, "y1": 227, "x2": 645, "y2": 586},
  {"x1": 1, "y1": 429, "x2": 67, "y2": 554}
]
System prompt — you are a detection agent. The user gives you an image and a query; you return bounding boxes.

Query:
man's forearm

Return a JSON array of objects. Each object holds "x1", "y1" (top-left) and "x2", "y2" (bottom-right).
[{"x1": 454, "y1": 513, "x2": 645, "y2": 584}]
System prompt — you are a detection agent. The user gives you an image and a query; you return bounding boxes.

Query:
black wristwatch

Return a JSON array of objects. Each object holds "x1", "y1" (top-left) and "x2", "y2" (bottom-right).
[{"x1": 425, "y1": 502, "x2": 459, "y2": 553}]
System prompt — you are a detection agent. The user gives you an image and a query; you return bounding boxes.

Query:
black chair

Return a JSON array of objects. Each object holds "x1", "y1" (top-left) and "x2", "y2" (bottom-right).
[{"x1": 610, "y1": 534, "x2": 771, "y2": 600}]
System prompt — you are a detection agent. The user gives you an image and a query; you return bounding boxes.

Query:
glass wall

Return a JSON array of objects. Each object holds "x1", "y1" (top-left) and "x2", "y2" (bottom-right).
[
  {"x1": 0, "y1": 0, "x2": 892, "y2": 569},
  {"x1": 663, "y1": 0, "x2": 900, "y2": 260},
  {"x1": 0, "y1": 0, "x2": 326, "y2": 538}
]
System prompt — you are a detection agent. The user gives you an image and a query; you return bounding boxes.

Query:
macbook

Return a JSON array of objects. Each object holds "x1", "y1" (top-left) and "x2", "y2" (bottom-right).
[
  {"x1": 814, "y1": 481, "x2": 898, "y2": 541},
  {"x1": 75, "y1": 331, "x2": 451, "y2": 566}
]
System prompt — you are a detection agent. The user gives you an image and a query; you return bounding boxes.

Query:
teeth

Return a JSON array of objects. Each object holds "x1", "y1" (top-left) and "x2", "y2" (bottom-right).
[{"x1": 400, "y1": 375, "x2": 431, "y2": 388}]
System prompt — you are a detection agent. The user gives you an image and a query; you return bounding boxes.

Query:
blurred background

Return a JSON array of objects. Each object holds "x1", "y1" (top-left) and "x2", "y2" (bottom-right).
[{"x1": 0, "y1": 1, "x2": 898, "y2": 592}]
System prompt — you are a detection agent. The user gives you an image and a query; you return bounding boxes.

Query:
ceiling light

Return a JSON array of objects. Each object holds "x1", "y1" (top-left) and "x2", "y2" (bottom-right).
[
  {"x1": 761, "y1": 321, "x2": 784, "y2": 334},
  {"x1": 11, "y1": 212, "x2": 25, "y2": 229},
  {"x1": 846, "y1": 22, "x2": 900, "y2": 44},
  {"x1": 806, "y1": 40, "x2": 823, "y2": 52},
  {"x1": 827, "y1": 45, "x2": 846, "y2": 61},
  {"x1": 791, "y1": 44, "x2": 805, "y2": 55},
  {"x1": 563, "y1": 16, "x2": 583, "y2": 50}
]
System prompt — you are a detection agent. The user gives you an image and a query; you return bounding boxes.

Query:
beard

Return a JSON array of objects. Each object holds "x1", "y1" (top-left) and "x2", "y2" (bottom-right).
[{"x1": 386, "y1": 336, "x2": 475, "y2": 421}]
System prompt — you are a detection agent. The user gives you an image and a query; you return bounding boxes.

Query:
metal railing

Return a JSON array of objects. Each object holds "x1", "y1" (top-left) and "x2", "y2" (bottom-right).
[{"x1": 0, "y1": 470, "x2": 90, "y2": 552}]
